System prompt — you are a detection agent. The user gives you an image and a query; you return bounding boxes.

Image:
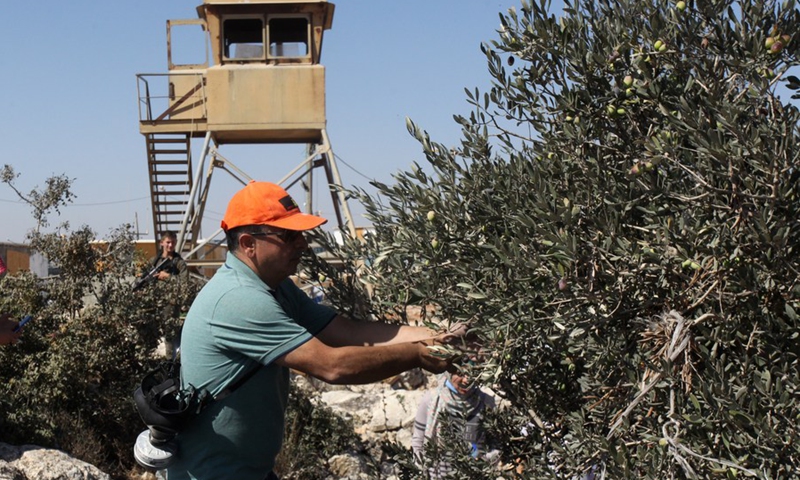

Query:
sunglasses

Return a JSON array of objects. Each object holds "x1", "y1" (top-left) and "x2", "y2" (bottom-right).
[{"x1": 250, "y1": 229, "x2": 304, "y2": 243}]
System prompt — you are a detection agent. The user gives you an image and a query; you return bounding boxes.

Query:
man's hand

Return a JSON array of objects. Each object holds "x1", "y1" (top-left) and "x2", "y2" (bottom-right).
[
  {"x1": 0, "y1": 313, "x2": 22, "y2": 345},
  {"x1": 417, "y1": 322, "x2": 481, "y2": 374},
  {"x1": 156, "y1": 271, "x2": 170, "y2": 281},
  {"x1": 431, "y1": 321, "x2": 481, "y2": 351},
  {"x1": 437, "y1": 322, "x2": 469, "y2": 341},
  {"x1": 416, "y1": 339, "x2": 454, "y2": 374}
]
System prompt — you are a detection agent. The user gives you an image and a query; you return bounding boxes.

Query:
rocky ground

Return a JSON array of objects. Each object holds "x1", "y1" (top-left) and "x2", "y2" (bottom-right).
[
  {"x1": 0, "y1": 442, "x2": 110, "y2": 480},
  {"x1": 303, "y1": 368, "x2": 432, "y2": 446}
]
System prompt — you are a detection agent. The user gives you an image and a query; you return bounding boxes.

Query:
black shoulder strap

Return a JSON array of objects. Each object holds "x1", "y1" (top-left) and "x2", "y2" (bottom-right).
[{"x1": 207, "y1": 363, "x2": 263, "y2": 405}]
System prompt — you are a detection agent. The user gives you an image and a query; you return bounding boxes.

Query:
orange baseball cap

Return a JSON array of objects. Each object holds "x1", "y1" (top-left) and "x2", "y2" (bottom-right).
[{"x1": 221, "y1": 181, "x2": 328, "y2": 232}]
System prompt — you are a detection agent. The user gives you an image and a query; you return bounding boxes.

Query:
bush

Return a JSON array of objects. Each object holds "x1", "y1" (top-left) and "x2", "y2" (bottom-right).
[
  {"x1": 275, "y1": 382, "x2": 373, "y2": 479},
  {"x1": 0, "y1": 224, "x2": 200, "y2": 477}
]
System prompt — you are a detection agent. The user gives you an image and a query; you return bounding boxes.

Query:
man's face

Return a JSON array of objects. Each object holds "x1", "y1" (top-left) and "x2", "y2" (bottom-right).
[
  {"x1": 161, "y1": 237, "x2": 176, "y2": 255},
  {"x1": 250, "y1": 228, "x2": 309, "y2": 284}
]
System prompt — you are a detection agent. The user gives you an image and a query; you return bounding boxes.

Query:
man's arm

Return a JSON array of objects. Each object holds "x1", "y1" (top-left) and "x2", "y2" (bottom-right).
[
  {"x1": 0, "y1": 313, "x2": 21, "y2": 345},
  {"x1": 317, "y1": 315, "x2": 467, "y2": 347},
  {"x1": 156, "y1": 257, "x2": 188, "y2": 281},
  {"x1": 315, "y1": 315, "x2": 443, "y2": 348},
  {"x1": 174, "y1": 257, "x2": 189, "y2": 281},
  {"x1": 274, "y1": 335, "x2": 452, "y2": 385}
]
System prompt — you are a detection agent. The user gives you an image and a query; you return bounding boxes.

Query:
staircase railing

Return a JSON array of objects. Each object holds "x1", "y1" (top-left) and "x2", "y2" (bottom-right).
[{"x1": 136, "y1": 72, "x2": 207, "y2": 124}]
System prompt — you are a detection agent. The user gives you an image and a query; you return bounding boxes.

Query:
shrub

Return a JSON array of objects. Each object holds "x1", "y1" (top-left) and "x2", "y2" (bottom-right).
[
  {"x1": 0, "y1": 224, "x2": 201, "y2": 477},
  {"x1": 275, "y1": 382, "x2": 373, "y2": 479},
  {"x1": 1, "y1": 166, "x2": 201, "y2": 478}
]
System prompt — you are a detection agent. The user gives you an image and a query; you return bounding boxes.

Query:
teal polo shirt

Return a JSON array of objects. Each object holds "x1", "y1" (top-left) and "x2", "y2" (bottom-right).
[{"x1": 167, "y1": 252, "x2": 335, "y2": 480}]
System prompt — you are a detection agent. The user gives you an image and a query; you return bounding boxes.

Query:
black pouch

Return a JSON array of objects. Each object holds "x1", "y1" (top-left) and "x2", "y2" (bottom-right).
[{"x1": 133, "y1": 361, "x2": 208, "y2": 443}]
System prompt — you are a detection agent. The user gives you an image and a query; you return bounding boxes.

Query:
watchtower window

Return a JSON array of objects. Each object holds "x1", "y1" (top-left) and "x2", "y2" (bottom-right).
[
  {"x1": 223, "y1": 17, "x2": 265, "y2": 60},
  {"x1": 268, "y1": 16, "x2": 309, "y2": 58}
]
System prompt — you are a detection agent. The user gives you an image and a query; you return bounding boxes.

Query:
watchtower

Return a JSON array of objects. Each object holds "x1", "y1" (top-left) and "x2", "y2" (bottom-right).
[{"x1": 136, "y1": 0, "x2": 354, "y2": 271}]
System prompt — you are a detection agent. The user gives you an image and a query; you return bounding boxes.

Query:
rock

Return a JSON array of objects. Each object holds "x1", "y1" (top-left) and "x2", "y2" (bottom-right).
[
  {"x1": 366, "y1": 389, "x2": 424, "y2": 433},
  {"x1": 326, "y1": 453, "x2": 370, "y2": 479},
  {"x1": 321, "y1": 390, "x2": 370, "y2": 412},
  {"x1": 0, "y1": 443, "x2": 111, "y2": 480},
  {"x1": 394, "y1": 427, "x2": 413, "y2": 449},
  {"x1": 306, "y1": 369, "x2": 507, "y2": 477},
  {"x1": 317, "y1": 381, "x2": 427, "y2": 447},
  {"x1": 0, "y1": 462, "x2": 25, "y2": 480}
]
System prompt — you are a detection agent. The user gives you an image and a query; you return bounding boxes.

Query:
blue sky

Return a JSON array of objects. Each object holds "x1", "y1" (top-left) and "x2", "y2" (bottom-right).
[{"x1": 0, "y1": 1, "x2": 522, "y2": 243}]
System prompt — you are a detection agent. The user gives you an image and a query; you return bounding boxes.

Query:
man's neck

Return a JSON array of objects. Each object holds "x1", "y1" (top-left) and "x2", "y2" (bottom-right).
[{"x1": 232, "y1": 250, "x2": 282, "y2": 289}]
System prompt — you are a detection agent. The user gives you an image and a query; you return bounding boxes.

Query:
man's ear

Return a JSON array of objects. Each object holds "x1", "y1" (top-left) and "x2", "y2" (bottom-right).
[{"x1": 239, "y1": 233, "x2": 257, "y2": 254}]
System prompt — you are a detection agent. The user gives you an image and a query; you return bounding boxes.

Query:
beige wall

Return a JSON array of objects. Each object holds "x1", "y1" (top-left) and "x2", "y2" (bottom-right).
[
  {"x1": 2, "y1": 246, "x2": 30, "y2": 274},
  {"x1": 206, "y1": 65, "x2": 326, "y2": 142}
]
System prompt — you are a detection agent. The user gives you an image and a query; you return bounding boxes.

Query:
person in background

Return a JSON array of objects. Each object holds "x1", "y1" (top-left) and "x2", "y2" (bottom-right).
[
  {"x1": 412, "y1": 368, "x2": 497, "y2": 478},
  {"x1": 140, "y1": 231, "x2": 189, "y2": 358},
  {"x1": 0, "y1": 313, "x2": 22, "y2": 345},
  {"x1": 143, "y1": 231, "x2": 188, "y2": 283},
  {"x1": 167, "y1": 181, "x2": 469, "y2": 480}
]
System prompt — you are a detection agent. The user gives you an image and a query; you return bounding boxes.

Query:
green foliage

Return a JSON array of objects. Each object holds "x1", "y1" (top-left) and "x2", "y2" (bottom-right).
[
  {"x1": 310, "y1": 0, "x2": 800, "y2": 477},
  {"x1": 307, "y1": 228, "x2": 379, "y2": 322},
  {"x1": 276, "y1": 383, "x2": 374, "y2": 479},
  {"x1": 0, "y1": 170, "x2": 202, "y2": 479},
  {"x1": 0, "y1": 225, "x2": 202, "y2": 478},
  {"x1": 381, "y1": 434, "x2": 501, "y2": 480},
  {"x1": 1, "y1": 164, "x2": 76, "y2": 229}
]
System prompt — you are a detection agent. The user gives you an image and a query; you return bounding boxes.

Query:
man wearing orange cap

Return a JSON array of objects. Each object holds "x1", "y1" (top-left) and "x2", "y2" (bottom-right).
[{"x1": 168, "y1": 181, "x2": 464, "y2": 480}]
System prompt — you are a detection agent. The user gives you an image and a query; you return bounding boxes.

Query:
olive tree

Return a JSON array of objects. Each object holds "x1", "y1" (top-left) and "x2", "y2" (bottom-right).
[{"x1": 309, "y1": 0, "x2": 800, "y2": 477}]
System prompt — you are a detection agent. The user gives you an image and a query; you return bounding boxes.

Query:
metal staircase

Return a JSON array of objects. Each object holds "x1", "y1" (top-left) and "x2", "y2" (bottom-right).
[{"x1": 145, "y1": 133, "x2": 194, "y2": 246}]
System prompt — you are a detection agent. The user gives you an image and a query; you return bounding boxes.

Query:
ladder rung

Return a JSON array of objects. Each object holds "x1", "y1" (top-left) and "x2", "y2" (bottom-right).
[
  {"x1": 153, "y1": 192, "x2": 190, "y2": 197},
  {"x1": 150, "y1": 149, "x2": 189, "y2": 154},
  {"x1": 153, "y1": 181, "x2": 189, "y2": 186},
  {"x1": 153, "y1": 170, "x2": 189, "y2": 175},
  {"x1": 155, "y1": 210, "x2": 188, "y2": 215},
  {"x1": 151, "y1": 160, "x2": 189, "y2": 165},
  {"x1": 149, "y1": 138, "x2": 189, "y2": 144}
]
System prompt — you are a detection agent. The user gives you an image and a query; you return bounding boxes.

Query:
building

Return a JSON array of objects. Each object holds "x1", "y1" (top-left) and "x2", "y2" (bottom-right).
[{"x1": 0, "y1": 242, "x2": 52, "y2": 278}]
